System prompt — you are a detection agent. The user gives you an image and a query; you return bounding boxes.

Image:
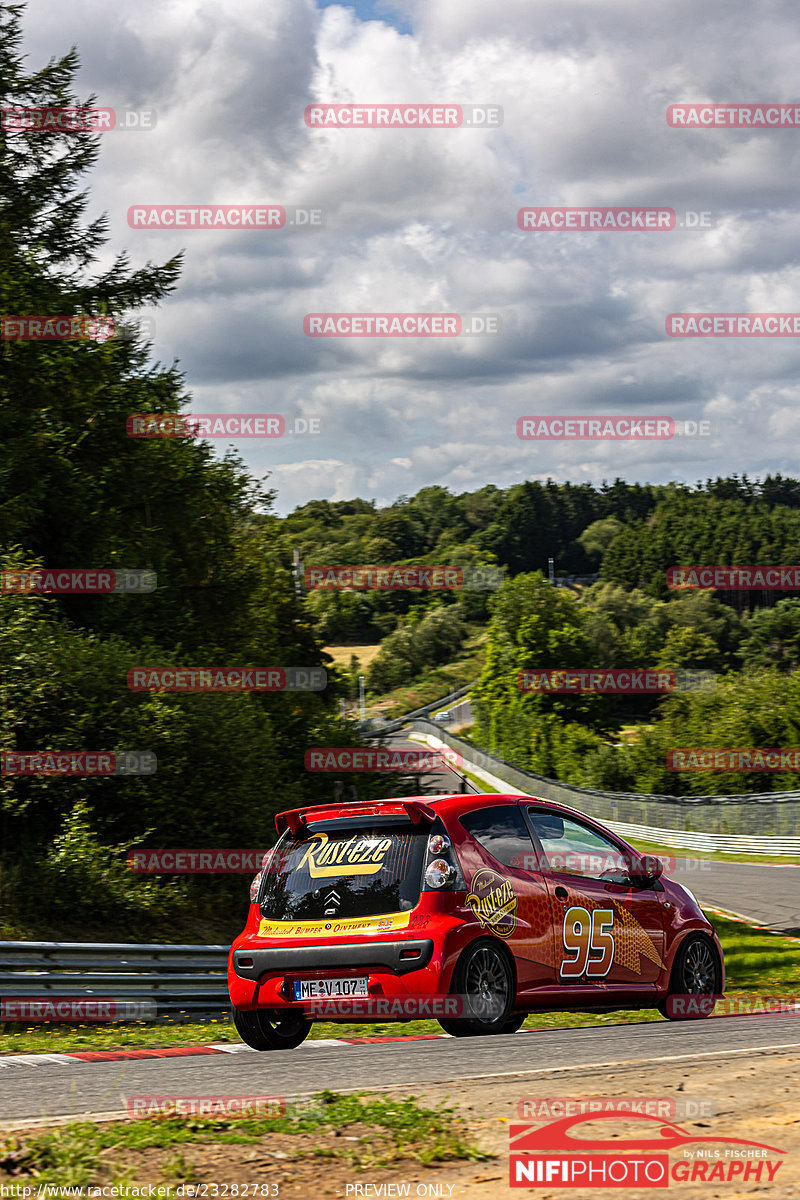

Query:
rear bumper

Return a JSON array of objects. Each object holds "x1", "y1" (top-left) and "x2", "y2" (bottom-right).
[
  {"x1": 231, "y1": 938, "x2": 434, "y2": 980},
  {"x1": 227, "y1": 930, "x2": 469, "y2": 1013}
]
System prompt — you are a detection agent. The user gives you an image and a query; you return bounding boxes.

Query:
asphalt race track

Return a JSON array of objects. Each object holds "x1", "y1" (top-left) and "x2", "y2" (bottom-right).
[
  {"x1": 670, "y1": 859, "x2": 800, "y2": 934},
  {"x1": 2, "y1": 1018, "x2": 800, "y2": 1125}
]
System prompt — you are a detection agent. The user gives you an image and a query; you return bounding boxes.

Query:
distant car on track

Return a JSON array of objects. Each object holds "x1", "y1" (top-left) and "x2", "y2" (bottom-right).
[{"x1": 228, "y1": 793, "x2": 724, "y2": 1049}]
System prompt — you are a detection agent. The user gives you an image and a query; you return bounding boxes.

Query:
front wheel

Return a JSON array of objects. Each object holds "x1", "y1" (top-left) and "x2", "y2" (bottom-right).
[
  {"x1": 231, "y1": 1006, "x2": 312, "y2": 1050},
  {"x1": 438, "y1": 939, "x2": 516, "y2": 1036},
  {"x1": 658, "y1": 934, "x2": 721, "y2": 1020}
]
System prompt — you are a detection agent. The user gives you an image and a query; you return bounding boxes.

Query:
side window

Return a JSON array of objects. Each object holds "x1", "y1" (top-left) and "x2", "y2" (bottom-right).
[
  {"x1": 460, "y1": 805, "x2": 536, "y2": 869},
  {"x1": 527, "y1": 809, "x2": 633, "y2": 884}
]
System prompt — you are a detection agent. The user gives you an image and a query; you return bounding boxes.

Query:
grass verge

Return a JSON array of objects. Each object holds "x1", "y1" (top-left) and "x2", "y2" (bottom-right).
[{"x1": 0, "y1": 1091, "x2": 492, "y2": 1188}]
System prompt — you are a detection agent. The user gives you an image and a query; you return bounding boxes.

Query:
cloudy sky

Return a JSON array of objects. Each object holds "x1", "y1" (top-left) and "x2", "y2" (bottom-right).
[{"x1": 18, "y1": 0, "x2": 800, "y2": 513}]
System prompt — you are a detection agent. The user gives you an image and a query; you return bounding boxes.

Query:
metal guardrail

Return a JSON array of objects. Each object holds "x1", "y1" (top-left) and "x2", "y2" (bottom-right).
[
  {"x1": 0, "y1": 942, "x2": 230, "y2": 1017},
  {"x1": 553, "y1": 573, "x2": 601, "y2": 587},
  {"x1": 408, "y1": 720, "x2": 800, "y2": 853}
]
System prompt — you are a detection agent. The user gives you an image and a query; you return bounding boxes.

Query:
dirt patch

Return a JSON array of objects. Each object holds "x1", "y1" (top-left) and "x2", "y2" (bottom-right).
[{"x1": 78, "y1": 1123, "x2": 431, "y2": 1196}]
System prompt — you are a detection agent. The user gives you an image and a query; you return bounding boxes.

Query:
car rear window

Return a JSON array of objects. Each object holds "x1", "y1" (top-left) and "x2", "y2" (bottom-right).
[
  {"x1": 259, "y1": 823, "x2": 428, "y2": 920},
  {"x1": 459, "y1": 805, "x2": 535, "y2": 868}
]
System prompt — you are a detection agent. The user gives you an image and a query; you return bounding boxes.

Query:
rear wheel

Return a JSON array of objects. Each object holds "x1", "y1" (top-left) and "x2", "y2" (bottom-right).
[
  {"x1": 658, "y1": 934, "x2": 721, "y2": 1020},
  {"x1": 440, "y1": 1012, "x2": 525, "y2": 1037},
  {"x1": 437, "y1": 939, "x2": 516, "y2": 1036},
  {"x1": 231, "y1": 1006, "x2": 312, "y2": 1050}
]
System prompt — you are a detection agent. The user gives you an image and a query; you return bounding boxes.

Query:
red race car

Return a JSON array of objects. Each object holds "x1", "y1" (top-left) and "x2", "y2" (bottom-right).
[{"x1": 228, "y1": 793, "x2": 724, "y2": 1049}]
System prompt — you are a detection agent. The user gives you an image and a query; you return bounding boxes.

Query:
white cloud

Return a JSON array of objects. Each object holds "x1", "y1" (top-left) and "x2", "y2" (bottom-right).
[{"x1": 17, "y1": 0, "x2": 800, "y2": 511}]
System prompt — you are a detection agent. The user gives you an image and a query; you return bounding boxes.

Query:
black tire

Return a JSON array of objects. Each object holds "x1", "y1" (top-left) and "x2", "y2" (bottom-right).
[
  {"x1": 437, "y1": 939, "x2": 516, "y2": 1036},
  {"x1": 658, "y1": 933, "x2": 721, "y2": 1021},
  {"x1": 440, "y1": 1013, "x2": 524, "y2": 1036},
  {"x1": 438, "y1": 1016, "x2": 471, "y2": 1037},
  {"x1": 231, "y1": 1005, "x2": 312, "y2": 1050}
]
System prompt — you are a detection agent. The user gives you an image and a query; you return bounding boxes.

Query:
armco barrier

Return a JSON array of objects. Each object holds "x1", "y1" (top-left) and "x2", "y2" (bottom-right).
[
  {"x1": 366, "y1": 680, "x2": 478, "y2": 736},
  {"x1": 0, "y1": 942, "x2": 230, "y2": 1017},
  {"x1": 404, "y1": 719, "x2": 800, "y2": 854}
]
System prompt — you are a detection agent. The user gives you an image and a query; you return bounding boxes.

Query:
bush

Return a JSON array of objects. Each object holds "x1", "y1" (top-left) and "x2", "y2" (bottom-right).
[{"x1": 366, "y1": 609, "x2": 467, "y2": 694}]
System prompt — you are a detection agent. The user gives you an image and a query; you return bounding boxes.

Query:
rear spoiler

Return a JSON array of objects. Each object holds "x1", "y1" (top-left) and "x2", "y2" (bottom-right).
[{"x1": 275, "y1": 799, "x2": 437, "y2": 835}]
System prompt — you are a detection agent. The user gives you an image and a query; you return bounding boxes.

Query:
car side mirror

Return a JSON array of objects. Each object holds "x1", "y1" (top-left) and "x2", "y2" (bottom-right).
[{"x1": 635, "y1": 854, "x2": 664, "y2": 884}]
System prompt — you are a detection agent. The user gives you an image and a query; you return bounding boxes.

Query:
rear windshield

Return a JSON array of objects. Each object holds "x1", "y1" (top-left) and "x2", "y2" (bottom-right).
[{"x1": 260, "y1": 823, "x2": 427, "y2": 919}]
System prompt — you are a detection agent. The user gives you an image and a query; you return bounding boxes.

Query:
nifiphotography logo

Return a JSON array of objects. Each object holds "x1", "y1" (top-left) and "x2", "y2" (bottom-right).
[{"x1": 508, "y1": 1105, "x2": 785, "y2": 1187}]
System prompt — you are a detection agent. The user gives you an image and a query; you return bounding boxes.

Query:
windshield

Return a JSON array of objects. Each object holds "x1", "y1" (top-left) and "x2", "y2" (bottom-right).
[{"x1": 260, "y1": 823, "x2": 427, "y2": 919}]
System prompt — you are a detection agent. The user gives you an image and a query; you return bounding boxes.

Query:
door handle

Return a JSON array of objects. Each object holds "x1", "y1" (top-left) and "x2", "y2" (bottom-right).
[{"x1": 555, "y1": 886, "x2": 568, "y2": 901}]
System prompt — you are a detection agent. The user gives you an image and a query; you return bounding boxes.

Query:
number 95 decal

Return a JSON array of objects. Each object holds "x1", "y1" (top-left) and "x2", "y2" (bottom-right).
[{"x1": 560, "y1": 905, "x2": 615, "y2": 978}]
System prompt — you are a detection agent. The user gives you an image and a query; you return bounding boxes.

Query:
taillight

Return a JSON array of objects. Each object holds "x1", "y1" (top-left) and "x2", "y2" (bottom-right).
[
  {"x1": 425, "y1": 858, "x2": 456, "y2": 889},
  {"x1": 422, "y1": 827, "x2": 464, "y2": 890},
  {"x1": 249, "y1": 872, "x2": 262, "y2": 902}
]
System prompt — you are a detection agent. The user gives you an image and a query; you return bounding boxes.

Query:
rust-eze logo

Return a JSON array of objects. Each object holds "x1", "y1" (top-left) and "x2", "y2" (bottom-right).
[
  {"x1": 466, "y1": 869, "x2": 517, "y2": 938},
  {"x1": 296, "y1": 832, "x2": 393, "y2": 879},
  {"x1": 509, "y1": 1108, "x2": 784, "y2": 1187}
]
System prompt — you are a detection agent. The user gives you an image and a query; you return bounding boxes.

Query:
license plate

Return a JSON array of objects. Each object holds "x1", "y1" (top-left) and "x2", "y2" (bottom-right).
[{"x1": 293, "y1": 977, "x2": 369, "y2": 1000}]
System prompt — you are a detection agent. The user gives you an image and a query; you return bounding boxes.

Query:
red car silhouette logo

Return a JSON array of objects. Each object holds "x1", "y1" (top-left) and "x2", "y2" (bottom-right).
[{"x1": 510, "y1": 1111, "x2": 784, "y2": 1156}]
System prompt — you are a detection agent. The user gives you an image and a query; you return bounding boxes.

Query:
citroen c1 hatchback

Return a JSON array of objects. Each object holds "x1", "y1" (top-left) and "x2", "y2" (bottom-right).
[{"x1": 228, "y1": 793, "x2": 724, "y2": 1049}]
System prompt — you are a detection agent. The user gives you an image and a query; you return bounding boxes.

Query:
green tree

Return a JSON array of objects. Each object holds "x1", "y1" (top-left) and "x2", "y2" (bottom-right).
[
  {"x1": 577, "y1": 517, "x2": 624, "y2": 568},
  {"x1": 471, "y1": 573, "x2": 598, "y2": 766},
  {"x1": 742, "y1": 599, "x2": 800, "y2": 672},
  {"x1": 366, "y1": 607, "x2": 467, "y2": 694}
]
